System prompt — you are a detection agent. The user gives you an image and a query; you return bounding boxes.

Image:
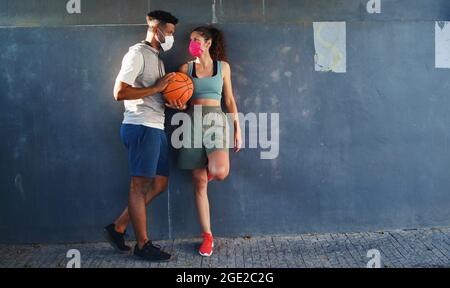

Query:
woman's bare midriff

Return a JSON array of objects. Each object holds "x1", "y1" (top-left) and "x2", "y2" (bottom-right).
[{"x1": 190, "y1": 99, "x2": 221, "y2": 107}]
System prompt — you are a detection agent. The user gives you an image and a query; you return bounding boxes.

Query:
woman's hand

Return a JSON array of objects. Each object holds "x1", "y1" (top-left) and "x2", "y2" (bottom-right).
[
  {"x1": 234, "y1": 126, "x2": 242, "y2": 153},
  {"x1": 165, "y1": 101, "x2": 187, "y2": 110}
]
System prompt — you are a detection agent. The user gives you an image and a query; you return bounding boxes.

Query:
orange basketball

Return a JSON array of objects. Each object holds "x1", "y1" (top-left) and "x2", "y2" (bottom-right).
[{"x1": 162, "y1": 72, "x2": 194, "y2": 105}]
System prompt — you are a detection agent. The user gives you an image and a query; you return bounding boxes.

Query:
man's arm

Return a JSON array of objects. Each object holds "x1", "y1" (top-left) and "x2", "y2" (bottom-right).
[{"x1": 113, "y1": 73, "x2": 175, "y2": 101}]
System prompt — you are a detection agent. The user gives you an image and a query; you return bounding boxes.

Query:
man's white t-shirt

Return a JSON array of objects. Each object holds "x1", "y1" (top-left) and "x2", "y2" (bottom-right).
[{"x1": 116, "y1": 43, "x2": 166, "y2": 130}]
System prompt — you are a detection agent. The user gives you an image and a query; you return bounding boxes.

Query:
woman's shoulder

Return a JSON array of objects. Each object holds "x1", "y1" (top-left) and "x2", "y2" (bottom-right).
[
  {"x1": 182, "y1": 61, "x2": 195, "y2": 66},
  {"x1": 219, "y1": 60, "x2": 231, "y2": 75},
  {"x1": 219, "y1": 60, "x2": 229, "y2": 67},
  {"x1": 179, "y1": 62, "x2": 191, "y2": 73}
]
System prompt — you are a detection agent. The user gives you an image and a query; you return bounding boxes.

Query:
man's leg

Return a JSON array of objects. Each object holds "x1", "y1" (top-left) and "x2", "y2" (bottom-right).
[
  {"x1": 127, "y1": 176, "x2": 154, "y2": 249},
  {"x1": 106, "y1": 124, "x2": 171, "y2": 260},
  {"x1": 130, "y1": 173, "x2": 171, "y2": 261},
  {"x1": 114, "y1": 176, "x2": 168, "y2": 234}
]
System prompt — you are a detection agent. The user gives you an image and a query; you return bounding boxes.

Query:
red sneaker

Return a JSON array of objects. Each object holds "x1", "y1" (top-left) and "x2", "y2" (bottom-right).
[
  {"x1": 199, "y1": 232, "x2": 214, "y2": 257},
  {"x1": 207, "y1": 169, "x2": 214, "y2": 182}
]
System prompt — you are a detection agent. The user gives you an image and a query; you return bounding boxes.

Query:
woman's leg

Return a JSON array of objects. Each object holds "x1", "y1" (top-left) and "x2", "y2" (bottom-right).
[
  {"x1": 207, "y1": 150, "x2": 230, "y2": 181},
  {"x1": 192, "y1": 168, "x2": 212, "y2": 234},
  {"x1": 192, "y1": 150, "x2": 228, "y2": 256}
]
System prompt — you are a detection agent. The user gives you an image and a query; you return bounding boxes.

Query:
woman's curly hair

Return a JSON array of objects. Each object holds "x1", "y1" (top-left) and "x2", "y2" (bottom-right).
[{"x1": 192, "y1": 25, "x2": 227, "y2": 62}]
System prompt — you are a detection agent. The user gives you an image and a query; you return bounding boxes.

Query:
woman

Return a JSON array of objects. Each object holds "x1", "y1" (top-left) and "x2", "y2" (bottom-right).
[{"x1": 178, "y1": 26, "x2": 242, "y2": 257}]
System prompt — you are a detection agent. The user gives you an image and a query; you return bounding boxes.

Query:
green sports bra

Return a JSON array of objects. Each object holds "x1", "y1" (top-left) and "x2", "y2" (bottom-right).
[{"x1": 188, "y1": 60, "x2": 223, "y2": 101}]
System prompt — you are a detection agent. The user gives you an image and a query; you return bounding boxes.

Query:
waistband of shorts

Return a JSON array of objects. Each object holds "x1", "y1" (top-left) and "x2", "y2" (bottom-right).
[{"x1": 187, "y1": 105, "x2": 223, "y2": 114}]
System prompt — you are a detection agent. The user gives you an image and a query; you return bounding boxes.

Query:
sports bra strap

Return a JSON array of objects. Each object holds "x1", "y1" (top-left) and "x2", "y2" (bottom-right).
[
  {"x1": 187, "y1": 62, "x2": 193, "y2": 77},
  {"x1": 217, "y1": 60, "x2": 222, "y2": 77},
  {"x1": 187, "y1": 61, "x2": 221, "y2": 78}
]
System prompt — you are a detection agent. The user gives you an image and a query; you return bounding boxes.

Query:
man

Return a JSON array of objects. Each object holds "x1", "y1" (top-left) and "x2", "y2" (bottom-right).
[{"x1": 104, "y1": 10, "x2": 184, "y2": 261}]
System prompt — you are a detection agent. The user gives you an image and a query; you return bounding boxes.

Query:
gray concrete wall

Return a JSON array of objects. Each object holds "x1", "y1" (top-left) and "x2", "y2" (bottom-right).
[{"x1": 1, "y1": 0, "x2": 450, "y2": 243}]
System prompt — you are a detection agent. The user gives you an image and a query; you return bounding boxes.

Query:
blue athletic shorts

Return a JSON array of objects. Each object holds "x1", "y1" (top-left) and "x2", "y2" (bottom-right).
[{"x1": 120, "y1": 124, "x2": 170, "y2": 178}]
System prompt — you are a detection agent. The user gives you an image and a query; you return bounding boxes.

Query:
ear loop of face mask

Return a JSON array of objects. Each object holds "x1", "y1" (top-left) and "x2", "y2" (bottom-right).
[{"x1": 157, "y1": 28, "x2": 166, "y2": 44}]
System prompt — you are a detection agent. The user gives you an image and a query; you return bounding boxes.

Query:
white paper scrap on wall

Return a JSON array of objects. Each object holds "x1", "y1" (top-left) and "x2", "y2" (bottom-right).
[
  {"x1": 313, "y1": 22, "x2": 347, "y2": 73},
  {"x1": 436, "y1": 21, "x2": 450, "y2": 69}
]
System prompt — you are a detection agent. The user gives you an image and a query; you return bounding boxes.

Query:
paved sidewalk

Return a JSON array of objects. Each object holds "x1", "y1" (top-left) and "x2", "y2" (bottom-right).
[{"x1": 1, "y1": 227, "x2": 450, "y2": 268}]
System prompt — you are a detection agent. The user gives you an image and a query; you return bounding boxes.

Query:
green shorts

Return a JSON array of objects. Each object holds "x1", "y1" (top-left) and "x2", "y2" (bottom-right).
[{"x1": 178, "y1": 105, "x2": 229, "y2": 170}]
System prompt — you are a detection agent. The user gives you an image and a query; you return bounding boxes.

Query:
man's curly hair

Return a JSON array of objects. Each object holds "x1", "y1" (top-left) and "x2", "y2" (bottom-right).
[{"x1": 147, "y1": 10, "x2": 178, "y2": 25}]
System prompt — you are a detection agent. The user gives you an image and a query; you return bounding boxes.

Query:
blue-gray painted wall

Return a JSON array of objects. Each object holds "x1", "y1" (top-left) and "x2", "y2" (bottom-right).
[{"x1": 1, "y1": 0, "x2": 450, "y2": 244}]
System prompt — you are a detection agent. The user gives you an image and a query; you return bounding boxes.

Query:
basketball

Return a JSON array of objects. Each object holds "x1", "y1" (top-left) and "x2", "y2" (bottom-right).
[{"x1": 162, "y1": 72, "x2": 194, "y2": 105}]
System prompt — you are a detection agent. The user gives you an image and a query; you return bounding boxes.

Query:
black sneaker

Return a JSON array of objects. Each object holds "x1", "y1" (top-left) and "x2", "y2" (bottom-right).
[
  {"x1": 103, "y1": 223, "x2": 131, "y2": 253},
  {"x1": 134, "y1": 241, "x2": 172, "y2": 262}
]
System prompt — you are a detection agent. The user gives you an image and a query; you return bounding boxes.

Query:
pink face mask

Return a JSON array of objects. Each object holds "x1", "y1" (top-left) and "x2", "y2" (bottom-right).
[{"x1": 189, "y1": 40, "x2": 203, "y2": 57}]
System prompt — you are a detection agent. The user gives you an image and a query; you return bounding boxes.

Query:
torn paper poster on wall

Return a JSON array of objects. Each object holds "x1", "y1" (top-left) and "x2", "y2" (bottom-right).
[
  {"x1": 313, "y1": 22, "x2": 347, "y2": 73},
  {"x1": 436, "y1": 21, "x2": 450, "y2": 69}
]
